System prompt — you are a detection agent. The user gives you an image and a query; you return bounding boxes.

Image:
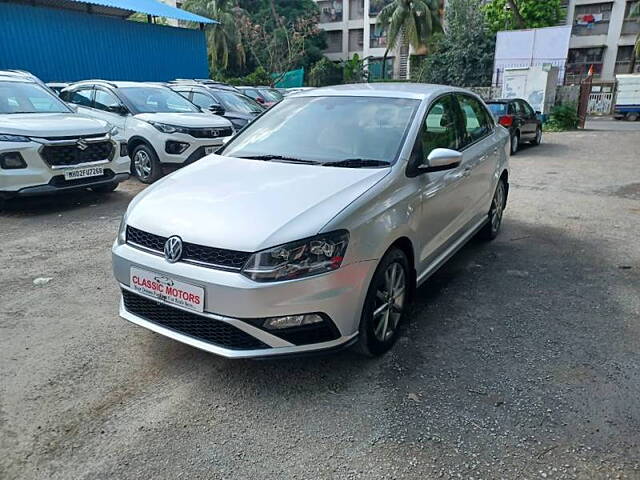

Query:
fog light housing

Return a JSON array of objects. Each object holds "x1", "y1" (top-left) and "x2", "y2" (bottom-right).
[
  {"x1": 165, "y1": 141, "x2": 190, "y2": 155},
  {"x1": 0, "y1": 152, "x2": 27, "y2": 169},
  {"x1": 263, "y1": 314, "x2": 324, "y2": 330}
]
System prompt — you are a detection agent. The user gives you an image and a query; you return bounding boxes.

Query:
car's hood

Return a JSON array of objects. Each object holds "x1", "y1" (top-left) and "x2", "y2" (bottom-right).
[
  {"x1": 127, "y1": 154, "x2": 389, "y2": 252},
  {"x1": 134, "y1": 112, "x2": 231, "y2": 128},
  {"x1": 0, "y1": 113, "x2": 110, "y2": 137}
]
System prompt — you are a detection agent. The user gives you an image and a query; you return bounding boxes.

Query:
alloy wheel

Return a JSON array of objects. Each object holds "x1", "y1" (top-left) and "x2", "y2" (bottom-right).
[
  {"x1": 134, "y1": 150, "x2": 152, "y2": 180},
  {"x1": 372, "y1": 262, "x2": 407, "y2": 342},
  {"x1": 490, "y1": 181, "x2": 506, "y2": 234}
]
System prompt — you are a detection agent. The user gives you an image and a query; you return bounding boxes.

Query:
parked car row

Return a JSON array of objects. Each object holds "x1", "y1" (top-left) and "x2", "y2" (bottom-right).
[{"x1": 1, "y1": 71, "x2": 285, "y2": 203}]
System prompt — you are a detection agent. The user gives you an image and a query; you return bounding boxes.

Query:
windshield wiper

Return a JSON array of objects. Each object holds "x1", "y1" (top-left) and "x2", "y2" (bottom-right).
[
  {"x1": 323, "y1": 158, "x2": 391, "y2": 168},
  {"x1": 241, "y1": 154, "x2": 321, "y2": 165}
]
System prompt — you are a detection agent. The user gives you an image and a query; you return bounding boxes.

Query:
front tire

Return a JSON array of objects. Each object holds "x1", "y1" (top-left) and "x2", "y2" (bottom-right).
[
  {"x1": 355, "y1": 248, "x2": 410, "y2": 357},
  {"x1": 478, "y1": 179, "x2": 507, "y2": 241},
  {"x1": 131, "y1": 144, "x2": 162, "y2": 184},
  {"x1": 90, "y1": 181, "x2": 119, "y2": 194},
  {"x1": 510, "y1": 131, "x2": 520, "y2": 155}
]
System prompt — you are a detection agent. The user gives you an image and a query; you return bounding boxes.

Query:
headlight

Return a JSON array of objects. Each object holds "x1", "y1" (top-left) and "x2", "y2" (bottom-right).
[
  {"x1": 0, "y1": 134, "x2": 30, "y2": 142},
  {"x1": 147, "y1": 121, "x2": 187, "y2": 134},
  {"x1": 241, "y1": 230, "x2": 349, "y2": 282}
]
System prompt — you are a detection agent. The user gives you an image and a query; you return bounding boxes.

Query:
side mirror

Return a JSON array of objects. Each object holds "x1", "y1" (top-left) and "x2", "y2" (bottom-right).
[
  {"x1": 420, "y1": 148, "x2": 462, "y2": 172},
  {"x1": 255, "y1": 97, "x2": 265, "y2": 104},
  {"x1": 108, "y1": 105, "x2": 128, "y2": 115},
  {"x1": 209, "y1": 104, "x2": 225, "y2": 115}
]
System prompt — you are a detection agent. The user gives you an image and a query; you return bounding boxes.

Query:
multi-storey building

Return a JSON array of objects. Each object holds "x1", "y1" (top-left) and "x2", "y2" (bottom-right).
[
  {"x1": 566, "y1": 0, "x2": 640, "y2": 83},
  {"x1": 315, "y1": 0, "x2": 397, "y2": 79}
]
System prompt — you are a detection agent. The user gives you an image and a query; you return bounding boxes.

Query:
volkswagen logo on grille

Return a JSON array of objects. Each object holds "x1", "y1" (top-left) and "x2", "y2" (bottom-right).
[
  {"x1": 76, "y1": 138, "x2": 89, "y2": 151},
  {"x1": 164, "y1": 236, "x2": 183, "y2": 263}
]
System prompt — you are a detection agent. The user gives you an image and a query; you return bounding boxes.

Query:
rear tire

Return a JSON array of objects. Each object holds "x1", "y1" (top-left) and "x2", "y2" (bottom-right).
[
  {"x1": 627, "y1": 113, "x2": 639, "y2": 122},
  {"x1": 355, "y1": 248, "x2": 410, "y2": 357},
  {"x1": 510, "y1": 132, "x2": 520, "y2": 155},
  {"x1": 131, "y1": 144, "x2": 162, "y2": 184},
  {"x1": 478, "y1": 179, "x2": 507, "y2": 241},
  {"x1": 530, "y1": 126, "x2": 542, "y2": 145},
  {"x1": 91, "y1": 181, "x2": 118, "y2": 194}
]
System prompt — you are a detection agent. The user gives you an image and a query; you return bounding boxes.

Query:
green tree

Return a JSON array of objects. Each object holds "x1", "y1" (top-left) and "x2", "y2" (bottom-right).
[
  {"x1": 308, "y1": 58, "x2": 343, "y2": 87},
  {"x1": 414, "y1": 0, "x2": 495, "y2": 86},
  {"x1": 483, "y1": 0, "x2": 564, "y2": 34},
  {"x1": 343, "y1": 54, "x2": 368, "y2": 83},
  {"x1": 632, "y1": 2, "x2": 640, "y2": 58},
  {"x1": 376, "y1": 0, "x2": 442, "y2": 77},
  {"x1": 182, "y1": 0, "x2": 245, "y2": 72}
]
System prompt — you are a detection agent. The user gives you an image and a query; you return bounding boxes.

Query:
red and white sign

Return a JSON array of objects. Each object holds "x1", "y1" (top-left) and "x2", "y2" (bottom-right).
[{"x1": 130, "y1": 267, "x2": 205, "y2": 313}]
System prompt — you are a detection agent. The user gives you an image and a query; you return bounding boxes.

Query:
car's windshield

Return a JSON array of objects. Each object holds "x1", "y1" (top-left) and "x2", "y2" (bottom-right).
[
  {"x1": 215, "y1": 91, "x2": 264, "y2": 114},
  {"x1": 259, "y1": 88, "x2": 283, "y2": 102},
  {"x1": 119, "y1": 86, "x2": 199, "y2": 114},
  {"x1": 487, "y1": 103, "x2": 508, "y2": 117},
  {"x1": 221, "y1": 96, "x2": 419, "y2": 164},
  {"x1": 0, "y1": 81, "x2": 71, "y2": 114}
]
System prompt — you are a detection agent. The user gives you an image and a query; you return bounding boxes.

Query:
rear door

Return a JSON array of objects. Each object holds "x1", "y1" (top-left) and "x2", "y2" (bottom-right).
[
  {"x1": 518, "y1": 100, "x2": 538, "y2": 138},
  {"x1": 454, "y1": 94, "x2": 499, "y2": 223}
]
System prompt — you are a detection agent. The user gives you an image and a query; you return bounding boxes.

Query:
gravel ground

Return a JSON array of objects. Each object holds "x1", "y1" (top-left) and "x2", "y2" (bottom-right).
[{"x1": 1, "y1": 129, "x2": 639, "y2": 480}]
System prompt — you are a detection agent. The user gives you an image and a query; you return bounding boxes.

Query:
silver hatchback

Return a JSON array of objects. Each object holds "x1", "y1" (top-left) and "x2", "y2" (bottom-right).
[{"x1": 112, "y1": 84, "x2": 510, "y2": 358}]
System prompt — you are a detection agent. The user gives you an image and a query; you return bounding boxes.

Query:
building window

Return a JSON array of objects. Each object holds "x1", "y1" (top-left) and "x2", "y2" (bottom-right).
[
  {"x1": 572, "y1": 2, "x2": 613, "y2": 36},
  {"x1": 348, "y1": 28, "x2": 364, "y2": 51},
  {"x1": 349, "y1": 0, "x2": 364, "y2": 20},
  {"x1": 324, "y1": 30, "x2": 343, "y2": 53},
  {"x1": 369, "y1": 24, "x2": 387, "y2": 48},
  {"x1": 615, "y1": 46, "x2": 637, "y2": 74},
  {"x1": 566, "y1": 47, "x2": 605, "y2": 82},
  {"x1": 622, "y1": 1, "x2": 640, "y2": 35},
  {"x1": 318, "y1": 0, "x2": 343, "y2": 23},
  {"x1": 368, "y1": 57, "x2": 394, "y2": 80},
  {"x1": 369, "y1": 0, "x2": 392, "y2": 17}
]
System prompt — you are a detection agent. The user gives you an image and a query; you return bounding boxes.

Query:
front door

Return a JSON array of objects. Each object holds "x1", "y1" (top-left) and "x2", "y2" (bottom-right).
[{"x1": 413, "y1": 94, "x2": 469, "y2": 274}]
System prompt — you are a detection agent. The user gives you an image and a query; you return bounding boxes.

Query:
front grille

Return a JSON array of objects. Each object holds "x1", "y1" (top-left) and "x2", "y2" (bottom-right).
[
  {"x1": 185, "y1": 126, "x2": 233, "y2": 138},
  {"x1": 41, "y1": 141, "x2": 113, "y2": 167},
  {"x1": 126, "y1": 226, "x2": 251, "y2": 271},
  {"x1": 122, "y1": 290, "x2": 268, "y2": 350}
]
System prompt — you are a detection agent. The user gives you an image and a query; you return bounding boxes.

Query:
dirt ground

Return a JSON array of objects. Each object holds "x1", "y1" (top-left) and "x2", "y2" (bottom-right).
[{"x1": 1, "y1": 128, "x2": 639, "y2": 479}]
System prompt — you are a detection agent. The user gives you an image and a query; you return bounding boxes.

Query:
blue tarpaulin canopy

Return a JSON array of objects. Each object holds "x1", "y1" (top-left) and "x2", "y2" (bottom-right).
[{"x1": 64, "y1": 0, "x2": 217, "y2": 23}]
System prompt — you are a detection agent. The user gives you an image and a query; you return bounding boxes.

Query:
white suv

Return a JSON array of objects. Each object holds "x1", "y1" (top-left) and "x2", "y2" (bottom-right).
[
  {"x1": 61, "y1": 81, "x2": 234, "y2": 183},
  {"x1": 0, "y1": 71, "x2": 129, "y2": 207}
]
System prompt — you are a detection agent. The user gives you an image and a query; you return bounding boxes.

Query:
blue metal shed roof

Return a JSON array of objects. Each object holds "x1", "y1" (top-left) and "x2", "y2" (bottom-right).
[{"x1": 67, "y1": 0, "x2": 217, "y2": 23}]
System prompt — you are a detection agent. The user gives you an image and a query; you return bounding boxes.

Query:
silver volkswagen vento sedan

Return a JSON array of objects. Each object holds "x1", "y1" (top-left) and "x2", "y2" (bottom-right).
[{"x1": 112, "y1": 84, "x2": 510, "y2": 358}]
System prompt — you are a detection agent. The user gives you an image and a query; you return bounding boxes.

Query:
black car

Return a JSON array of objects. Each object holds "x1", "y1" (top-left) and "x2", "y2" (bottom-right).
[
  {"x1": 486, "y1": 98, "x2": 542, "y2": 155},
  {"x1": 170, "y1": 83, "x2": 265, "y2": 130}
]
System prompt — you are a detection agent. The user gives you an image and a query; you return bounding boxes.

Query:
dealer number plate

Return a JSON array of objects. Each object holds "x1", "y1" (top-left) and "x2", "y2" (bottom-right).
[
  {"x1": 64, "y1": 166, "x2": 104, "y2": 180},
  {"x1": 130, "y1": 267, "x2": 205, "y2": 313}
]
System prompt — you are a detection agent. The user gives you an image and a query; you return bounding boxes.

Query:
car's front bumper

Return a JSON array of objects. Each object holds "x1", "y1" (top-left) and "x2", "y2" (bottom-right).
[
  {"x1": 0, "y1": 138, "x2": 130, "y2": 198},
  {"x1": 112, "y1": 242, "x2": 376, "y2": 358},
  {"x1": 154, "y1": 134, "x2": 232, "y2": 166}
]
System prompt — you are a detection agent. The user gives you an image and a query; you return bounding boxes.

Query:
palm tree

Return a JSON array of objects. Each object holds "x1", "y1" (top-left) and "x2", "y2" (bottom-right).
[
  {"x1": 182, "y1": 0, "x2": 245, "y2": 72},
  {"x1": 376, "y1": 0, "x2": 442, "y2": 78}
]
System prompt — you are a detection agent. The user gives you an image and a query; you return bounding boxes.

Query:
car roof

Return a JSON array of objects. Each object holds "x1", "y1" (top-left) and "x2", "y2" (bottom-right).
[
  {"x1": 293, "y1": 83, "x2": 470, "y2": 101},
  {"x1": 68, "y1": 80, "x2": 169, "y2": 89},
  {"x1": 0, "y1": 70, "x2": 39, "y2": 83}
]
